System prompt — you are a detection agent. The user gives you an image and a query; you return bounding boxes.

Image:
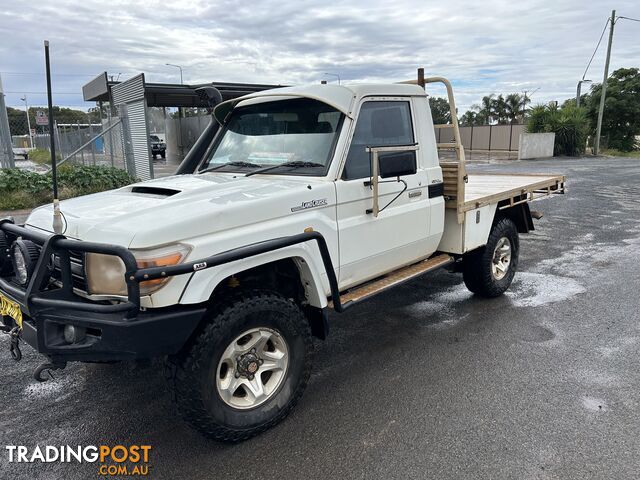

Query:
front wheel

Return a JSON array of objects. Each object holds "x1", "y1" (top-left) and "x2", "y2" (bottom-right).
[
  {"x1": 463, "y1": 216, "x2": 519, "y2": 297},
  {"x1": 167, "y1": 290, "x2": 312, "y2": 442}
]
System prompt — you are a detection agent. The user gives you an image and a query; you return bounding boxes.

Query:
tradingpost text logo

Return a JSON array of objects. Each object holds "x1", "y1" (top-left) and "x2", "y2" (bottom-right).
[{"x1": 5, "y1": 444, "x2": 152, "y2": 476}]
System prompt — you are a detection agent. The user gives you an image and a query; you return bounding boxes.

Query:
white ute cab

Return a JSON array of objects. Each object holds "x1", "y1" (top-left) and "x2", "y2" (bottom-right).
[{"x1": 0, "y1": 72, "x2": 565, "y2": 441}]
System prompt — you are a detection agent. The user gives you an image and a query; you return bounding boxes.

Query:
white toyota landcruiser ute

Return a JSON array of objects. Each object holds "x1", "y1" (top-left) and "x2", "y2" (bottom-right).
[{"x1": 0, "y1": 73, "x2": 565, "y2": 441}]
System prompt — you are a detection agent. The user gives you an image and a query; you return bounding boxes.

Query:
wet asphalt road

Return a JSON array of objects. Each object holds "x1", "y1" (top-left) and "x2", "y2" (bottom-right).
[{"x1": 1, "y1": 156, "x2": 639, "y2": 479}]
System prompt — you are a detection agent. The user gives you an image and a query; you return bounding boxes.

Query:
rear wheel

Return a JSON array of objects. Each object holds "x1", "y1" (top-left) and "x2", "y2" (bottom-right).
[
  {"x1": 463, "y1": 216, "x2": 519, "y2": 297},
  {"x1": 167, "y1": 290, "x2": 312, "y2": 442}
]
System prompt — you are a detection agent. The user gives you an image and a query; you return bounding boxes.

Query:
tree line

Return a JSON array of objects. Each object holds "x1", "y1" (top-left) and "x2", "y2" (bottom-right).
[
  {"x1": 429, "y1": 67, "x2": 639, "y2": 152},
  {"x1": 430, "y1": 94, "x2": 531, "y2": 126}
]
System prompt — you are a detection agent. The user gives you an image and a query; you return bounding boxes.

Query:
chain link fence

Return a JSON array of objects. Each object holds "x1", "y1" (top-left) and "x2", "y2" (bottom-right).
[
  {"x1": 1, "y1": 106, "x2": 129, "y2": 172},
  {"x1": 5, "y1": 109, "x2": 213, "y2": 176}
]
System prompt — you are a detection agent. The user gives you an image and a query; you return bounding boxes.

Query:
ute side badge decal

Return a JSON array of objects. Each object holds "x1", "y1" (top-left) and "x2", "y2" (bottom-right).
[
  {"x1": 193, "y1": 262, "x2": 207, "y2": 271},
  {"x1": 291, "y1": 199, "x2": 328, "y2": 212}
]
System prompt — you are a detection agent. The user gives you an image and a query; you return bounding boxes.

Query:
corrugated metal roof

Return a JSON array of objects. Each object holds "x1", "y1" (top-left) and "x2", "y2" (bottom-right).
[{"x1": 83, "y1": 71, "x2": 280, "y2": 107}]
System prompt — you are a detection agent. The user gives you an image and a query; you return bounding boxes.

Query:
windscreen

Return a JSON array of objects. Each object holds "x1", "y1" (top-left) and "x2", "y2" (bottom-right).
[{"x1": 201, "y1": 98, "x2": 343, "y2": 175}]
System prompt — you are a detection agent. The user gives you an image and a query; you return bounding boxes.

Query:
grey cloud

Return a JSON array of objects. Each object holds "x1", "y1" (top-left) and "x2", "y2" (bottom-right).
[{"x1": 0, "y1": 0, "x2": 638, "y2": 111}]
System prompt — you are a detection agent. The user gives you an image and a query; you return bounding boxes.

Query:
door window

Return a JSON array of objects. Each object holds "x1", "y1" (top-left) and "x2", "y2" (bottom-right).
[{"x1": 343, "y1": 101, "x2": 414, "y2": 180}]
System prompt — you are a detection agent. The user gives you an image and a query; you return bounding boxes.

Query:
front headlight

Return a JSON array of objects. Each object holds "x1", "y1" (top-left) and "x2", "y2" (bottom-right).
[
  {"x1": 85, "y1": 244, "x2": 191, "y2": 296},
  {"x1": 11, "y1": 240, "x2": 40, "y2": 285},
  {"x1": 85, "y1": 253, "x2": 127, "y2": 296}
]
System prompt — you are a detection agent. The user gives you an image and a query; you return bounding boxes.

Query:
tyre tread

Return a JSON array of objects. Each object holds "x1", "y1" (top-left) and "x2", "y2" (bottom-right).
[
  {"x1": 462, "y1": 216, "x2": 519, "y2": 298},
  {"x1": 166, "y1": 289, "x2": 312, "y2": 442}
]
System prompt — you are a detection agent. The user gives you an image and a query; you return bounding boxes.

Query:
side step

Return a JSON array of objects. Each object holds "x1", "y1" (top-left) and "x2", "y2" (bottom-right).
[{"x1": 329, "y1": 254, "x2": 454, "y2": 310}]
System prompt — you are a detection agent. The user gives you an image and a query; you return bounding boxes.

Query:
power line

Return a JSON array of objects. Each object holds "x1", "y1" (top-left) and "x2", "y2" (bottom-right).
[{"x1": 582, "y1": 18, "x2": 610, "y2": 80}]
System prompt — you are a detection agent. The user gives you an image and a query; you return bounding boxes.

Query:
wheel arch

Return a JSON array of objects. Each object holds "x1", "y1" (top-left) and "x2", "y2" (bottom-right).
[{"x1": 178, "y1": 249, "x2": 331, "y2": 339}]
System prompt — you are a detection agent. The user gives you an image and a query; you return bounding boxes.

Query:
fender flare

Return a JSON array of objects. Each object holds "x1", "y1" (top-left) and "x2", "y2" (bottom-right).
[{"x1": 178, "y1": 244, "x2": 333, "y2": 308}]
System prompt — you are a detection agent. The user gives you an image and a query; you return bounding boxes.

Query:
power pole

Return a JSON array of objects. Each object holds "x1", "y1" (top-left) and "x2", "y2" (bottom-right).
[{"x1": 594, "y1": 10, "x2": 616, "y2": 155}]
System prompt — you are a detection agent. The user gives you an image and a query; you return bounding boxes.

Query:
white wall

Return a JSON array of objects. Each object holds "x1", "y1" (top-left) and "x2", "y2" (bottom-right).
[{"x1": 518, "y1": 132, "x2": 555, "y2": 159}]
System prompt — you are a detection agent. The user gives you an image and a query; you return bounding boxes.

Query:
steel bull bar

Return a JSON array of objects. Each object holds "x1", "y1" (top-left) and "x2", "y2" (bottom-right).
[{"x1": 0, "y1": 218, "x2": 345, "y2": 377}]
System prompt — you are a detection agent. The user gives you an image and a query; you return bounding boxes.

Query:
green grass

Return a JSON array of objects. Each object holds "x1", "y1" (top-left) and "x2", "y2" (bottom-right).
[
  {"x1": 27, "y1": 148, "x2": 61, "y2": 165},
  {"x1": 0, "y1": 165, "x2": 137, "y2": 210},
  {"x1": 602, "y1": 149, "x2": 640, "y2": 158},
  {"x1": 0, "y1": 187, "x2": 79, "y2": 211}
]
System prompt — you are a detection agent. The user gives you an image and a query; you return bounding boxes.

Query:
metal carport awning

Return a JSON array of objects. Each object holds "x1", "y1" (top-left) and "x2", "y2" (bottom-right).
[{"x1": 82, "y1": 72, "x2": 281, "y2": 107}]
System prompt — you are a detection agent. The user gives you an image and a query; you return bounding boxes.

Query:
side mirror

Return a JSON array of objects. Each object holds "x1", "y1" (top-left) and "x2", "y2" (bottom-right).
[
  {"x1": 378, "y1": 151, "x2": 417, "y2": 178},
  {"x1": 366, "y1": 144, "x2": 419, "y2": 217}
]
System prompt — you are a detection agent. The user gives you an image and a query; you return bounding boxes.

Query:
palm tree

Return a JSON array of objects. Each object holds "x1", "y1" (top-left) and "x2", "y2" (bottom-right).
[
  {"x1": 459, "y1": 110, "x2": 478, "y2": 126},
  {"x1": 505, "y1": 93, "x2": 523, "y2": 124},
  {"x1": 493, "y1": 94, "x2": 508, "y2": 124},
  {"x1": 505, "y1": 93, "x2": 532, "y2": 124},
  {"x1": 474, "y1": 94, "x2": 495, "y2": 125}
]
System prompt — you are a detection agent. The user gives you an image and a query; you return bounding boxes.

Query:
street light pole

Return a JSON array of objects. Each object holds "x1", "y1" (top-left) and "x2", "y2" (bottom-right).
[
  {"x1": 594, "y1": 10, "x2": 616, "y2": 155},
  {"x1": 20, "y1": 94, "x2": 33, "y2": 148},
  {"x1": 165, "y1": 63, "x2": 183, "y2": 84},
  {"x1": 575, "y1": 80, "x2": 592, "y2": 108},
  {"x1": 323, "y1": 73, "x2": 341, "y2": 85}
]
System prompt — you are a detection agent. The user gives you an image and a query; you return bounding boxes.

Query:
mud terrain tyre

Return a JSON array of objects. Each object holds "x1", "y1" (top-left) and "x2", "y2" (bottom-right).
[
  {"x1": 463, "y1": 216, "x2": 519, "y2": 297},
  {"x1": 167, "y1": 290, "x2": 312, "y2": 442}
]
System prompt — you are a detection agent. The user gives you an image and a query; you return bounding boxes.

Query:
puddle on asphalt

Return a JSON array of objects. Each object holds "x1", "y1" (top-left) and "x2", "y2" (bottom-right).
[
  {"x1": 401, "y1": 228, "x2": 640, "y2": 332},
  {"x1": 404, "y1": 271, "x2": 585, "y2": 324}
]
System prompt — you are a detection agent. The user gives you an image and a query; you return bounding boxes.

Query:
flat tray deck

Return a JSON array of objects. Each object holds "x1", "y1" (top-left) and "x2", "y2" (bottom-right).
[{"x1": 462, "y1": 173, "x2": 565, "y2": 211}]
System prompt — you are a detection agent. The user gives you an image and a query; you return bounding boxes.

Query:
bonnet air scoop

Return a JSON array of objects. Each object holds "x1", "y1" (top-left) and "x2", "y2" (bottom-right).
[{"x1": 130, "y1": 186, "x2": 181, "y2": 197}]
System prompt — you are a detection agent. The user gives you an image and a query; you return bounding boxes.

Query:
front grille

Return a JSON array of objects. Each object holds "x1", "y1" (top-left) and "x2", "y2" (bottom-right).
[{"x1": 51, "y1": 250, "x2": 88, "y2": 293}]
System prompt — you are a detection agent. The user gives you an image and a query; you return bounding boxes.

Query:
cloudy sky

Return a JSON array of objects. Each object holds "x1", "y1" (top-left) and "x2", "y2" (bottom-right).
[{"x1": 0, "y1": 0, "x2": 638, "y2": 113}]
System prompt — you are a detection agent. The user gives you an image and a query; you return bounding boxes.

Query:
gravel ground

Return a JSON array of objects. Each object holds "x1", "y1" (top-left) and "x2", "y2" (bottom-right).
[{"x1": 1, "y1": 156, "x2": 639, "y2": 479}]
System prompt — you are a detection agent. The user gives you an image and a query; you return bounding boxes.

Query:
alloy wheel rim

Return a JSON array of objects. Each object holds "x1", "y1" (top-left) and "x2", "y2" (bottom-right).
[
  {"x1": 216, "y1": 327, "x2": 289, "y2": 410},
  {"x1": 491, "y1": 237, "x2": 512, "y2": 280}
]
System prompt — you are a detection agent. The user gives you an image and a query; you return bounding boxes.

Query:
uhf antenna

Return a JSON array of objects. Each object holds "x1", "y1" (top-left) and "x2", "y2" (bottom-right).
[{"x1": 44, "y1": 40, "x2": 62, "y2": 234}]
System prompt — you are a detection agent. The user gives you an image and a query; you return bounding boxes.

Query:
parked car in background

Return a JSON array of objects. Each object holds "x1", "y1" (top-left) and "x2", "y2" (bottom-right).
[{"x1": 150, "y1": 135, "x2": 166, "y2": 159}]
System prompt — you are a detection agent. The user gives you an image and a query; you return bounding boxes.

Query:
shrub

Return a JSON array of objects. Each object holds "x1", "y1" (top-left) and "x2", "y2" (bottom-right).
[
  {"x1": 526, "y1": 105, "x2": 548, "y2": 134},
  {"x1": 526, "y1": 104, "x2": 589, "y2": 156},
  {"x1": 549, "y1": 106, "x2": 589, "y2": 156},
  {"x1": 0, "y1": 166, "x2": 137, "y2": 210}
]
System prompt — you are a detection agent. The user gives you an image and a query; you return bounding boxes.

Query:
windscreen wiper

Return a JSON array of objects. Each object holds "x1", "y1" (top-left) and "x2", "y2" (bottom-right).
[
  {"x1": 245, "y1": 160, "x2": 325, "y2": 177},
  {"x1": 200, "y1": 161, "x2": 262, "y2": 174}
]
